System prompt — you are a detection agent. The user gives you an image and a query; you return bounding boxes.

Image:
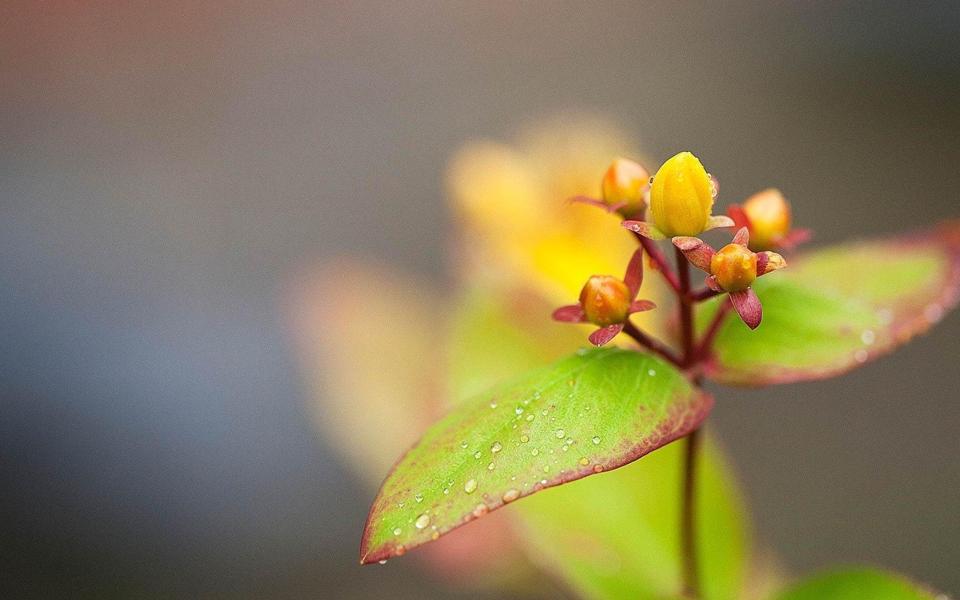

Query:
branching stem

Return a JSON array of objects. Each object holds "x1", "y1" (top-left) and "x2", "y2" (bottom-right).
[
  {"x1": 622, "y1": 320, "x2": 682, "y2": 367},
  {"x1": 636, "y1": 234, "x2": 682, "y2": 294}
]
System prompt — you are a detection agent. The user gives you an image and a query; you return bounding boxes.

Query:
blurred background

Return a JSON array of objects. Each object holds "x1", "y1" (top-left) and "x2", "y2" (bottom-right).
[{"x1": 1, "y1": 2, "x2": 959, "y2": 598}]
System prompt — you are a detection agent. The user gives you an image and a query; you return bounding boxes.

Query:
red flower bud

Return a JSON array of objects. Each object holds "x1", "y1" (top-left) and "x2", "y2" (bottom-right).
[
  {"x1": 578, "y1": 275, "x2": 632, "y2": 326},
  {"x1": 710, "y1": 243, "x2": 758, "y2": 292}
]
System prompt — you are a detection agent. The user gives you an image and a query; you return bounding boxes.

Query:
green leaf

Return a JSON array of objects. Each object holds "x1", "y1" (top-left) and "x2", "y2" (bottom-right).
[
  {"x1": 514, "y1": 434, "x2": 752, "y2": 600},
  {"x1": 702, "y1": 220, "x2": 960, "y2": 385},
  {"x1": 360, "y1": 347, "x2": 712, "y2": 564},
  {"x1": 773, "y1": 567, "x2": 940, "y2": 600}
]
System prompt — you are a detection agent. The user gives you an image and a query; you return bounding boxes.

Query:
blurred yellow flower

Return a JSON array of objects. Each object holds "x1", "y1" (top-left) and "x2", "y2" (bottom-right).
[{"x1": 446, "y1": 115, "x2": 668, "y2": 335}]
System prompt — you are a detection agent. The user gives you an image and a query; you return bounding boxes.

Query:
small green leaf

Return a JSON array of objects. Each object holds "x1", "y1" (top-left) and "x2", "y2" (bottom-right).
[
  {"x1": 513, "y1": 434, "x2": 753, "y2": 600},
  {"x1": 702, "y1": 220, "x2": 960, "y2": 385},
  {"x1": 773, "y1": 567, "x2": 940, "y2": 600},
  {"x1": 360, "y1": 347, "x2": 712, "y2": 564}
]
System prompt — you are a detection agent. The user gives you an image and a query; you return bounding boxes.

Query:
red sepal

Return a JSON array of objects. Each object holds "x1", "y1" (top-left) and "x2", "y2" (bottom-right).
[
  {"x1": 588, "y1": 323, "x2": 624, "y2": 346},
  {"x1": 552, "y1": 304, "x2": 587, "y2": 323},
  {"x1": 729, "y1": 288, "x2": 762, "y2": 330}
]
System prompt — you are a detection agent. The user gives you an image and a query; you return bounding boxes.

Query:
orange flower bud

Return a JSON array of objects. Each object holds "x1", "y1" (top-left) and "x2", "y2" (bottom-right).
[
  {"x1": 710, "y1": 243, "x2": 757, "y2": 292},
  {"x1": 578, "y1": 275, "x2": 631, "y2": 326},
  {"x1": 602, "y1": 158, "x2": 649, "y2": 216},
  {"x1": 649, "y1": 152, "x2": 715, "y2": 237},
  {"x1": 742, "y1": 188, "x2": 791, "y2": 250}
]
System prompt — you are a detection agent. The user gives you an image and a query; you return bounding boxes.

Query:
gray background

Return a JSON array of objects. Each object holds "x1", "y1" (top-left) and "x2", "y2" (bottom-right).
[{"x1": 1, "y1": 1, "x2": 958, "y2": 598}]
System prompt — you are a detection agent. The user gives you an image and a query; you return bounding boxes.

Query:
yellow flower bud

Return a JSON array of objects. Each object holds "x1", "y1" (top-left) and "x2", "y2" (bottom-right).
[
  {"x1": 711, "y1": 243, "x2": 757, "y2": 292},
  {"x1": 578, "y1": 275, "x2": 631, "y2": 326},
  {"x1": 742, "y1": 188, "x2": 791, "y2": 250},
  {"x1": 602, "y1": 158, "x2": 649, "y2": 216},
  {"x1": 649, "y1": 152, "x2": 715, "y2": 237}
]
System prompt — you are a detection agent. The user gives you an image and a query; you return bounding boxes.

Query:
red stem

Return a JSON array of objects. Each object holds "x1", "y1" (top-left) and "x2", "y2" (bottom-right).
[
  {"x1": 695, "y1": 298, "x2": 733, "y2": 362},
  {"x1": 635, "y1": 234, "x2": 682, "y2": 294},
  {"x1": 622, "y1": 319, "x2": 682, "y2": 367},
  {"x1": 689, "y1": 287, "x2": 721, "y2": 303}
]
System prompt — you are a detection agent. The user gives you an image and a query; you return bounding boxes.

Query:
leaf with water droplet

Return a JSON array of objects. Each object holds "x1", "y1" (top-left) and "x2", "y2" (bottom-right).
[
  {"x1": 700, "y1": 220, "x2": 960, "y2": 385},
  {"x1": 359, "y1": 347, "x2": 712, "y2": 564}
]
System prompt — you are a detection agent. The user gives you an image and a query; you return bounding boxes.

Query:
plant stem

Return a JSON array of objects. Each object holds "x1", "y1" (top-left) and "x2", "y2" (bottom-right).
[
  {"x1": 696, "y1": 298, "x2": 733, "y2": 362},
  {"x1": 622, "y1": 320, "x2": 683, "y2": 367},
  {"x1": 689, "y1": 287, "x2": 721, "y2": 303},
  {"x1": 636, "y1": 234, "x2": 682, "y2": 294},
  {"x1": 681, "y1": 426, "x2": 702, "y2": 599},
  {"x1": 676, "y1": 247, "x2": 695, "y2": 368},
  {"x1": 675, "y1": 246, "x2": 702, "y2": 599}
]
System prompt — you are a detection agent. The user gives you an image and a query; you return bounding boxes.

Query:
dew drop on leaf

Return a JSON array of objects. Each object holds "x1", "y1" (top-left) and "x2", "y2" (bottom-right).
[
  {"x1": 464, "y1": 479, "x2": 477, "y2": 494},
  {"x1": 490, "y1": 441, "x2": 502, "y2": 453},
  {"x1": 520, "y1": 434, "x2": 529, "y2": 443},
  {"x1": 554, "y1": 429, "x2": 565, "y2": 438},
  {"x1": 414, "y1": 514, "x2": 431, "y2": 529},
  {"x1": 393, "y1": 527, "x2": 402, "y2": 536},
  {"x1": 502, "y1": 489, "x2": 520, "y2": 503},
  {"x1": 592, "y1": 436, "x2": 601, "y2": 445}
]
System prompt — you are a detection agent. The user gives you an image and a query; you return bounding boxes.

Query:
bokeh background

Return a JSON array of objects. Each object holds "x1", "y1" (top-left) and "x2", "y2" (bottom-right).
[{"x1": 2, "y1": 2, "x2": 958, "y2": 598}]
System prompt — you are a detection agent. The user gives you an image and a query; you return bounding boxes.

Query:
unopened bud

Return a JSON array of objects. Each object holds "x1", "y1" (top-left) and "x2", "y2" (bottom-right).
[
  {"x1": 578, "y1": 275, "x2": 631, "y2": 326},
  {"x1": 742, "y1": 188, "x2": 791, "y2": 250},
  {"x1": 602, "y1": 158, "x2": 649, "y2": 216},
  {"x1": 649, "y1": 152, "x2": 715, "y2": 237},
  {"x1": 711, "y1": 243, "x2": 757, "y2": 292}
]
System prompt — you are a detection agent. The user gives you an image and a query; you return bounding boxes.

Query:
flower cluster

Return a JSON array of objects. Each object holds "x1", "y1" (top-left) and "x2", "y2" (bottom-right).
[{"x1": 554, "y1": 150, "x2": 803, "y2": 354}]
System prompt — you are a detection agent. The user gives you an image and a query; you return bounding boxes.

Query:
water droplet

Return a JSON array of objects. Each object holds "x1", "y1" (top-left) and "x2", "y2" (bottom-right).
[
  {"x1": 539, "y1": 479, "x2": 547, "y2": 485},
  {"x1": 487, "y1": 462, "x2": 495, "y2": 471},
  {"x1": 541, "y1": 409, "x2": 549, "y2": 416},
  {"x1": 395, "y1": 545, "x2": 406, "y2": 556},
  {"x1": 459, "y1": 441, "x2": 468, "y2": 449},
  {"x1": 415, "y1": 514, "x2": 431, "y2": 529},
  {"x1": 592, "y1": 465, "x2": 604, "y2": 473},
  {"x1": 648, "y1": 369, "x2": 656, "y2": 376},
  {"x1": 473, "y1": 450, "x2": 482, "y2": 459},
  {"x1": 554, "y1": 429, "x2": 565, "y2": 438},
  {"x1": 525, "y1": 414, "x2": 534, "y2": 421},
  {"x1": 491, "y1": 442, "x2": 502, "y2": 453},
  {"x1": 397, "y1": 502, "x2": 404, "y2": 508},
  {"x1": 579, "y1": 457, "x2": 590, "y2": 466},
  {"x1": 414, "y1": 494, "x2": 424, "y2": 503},
  {"x1": 502, "y1": 489, "x2": 520, "y2": 503},
  {"x1": 472, "y1": 504, "x2": 488, "y2": 517},
  {"x1": 464, "y1": 479, "x2": 477, "y2": 493},
  {"x1": 431, "y1": 531, "x2": 440, "y2": 540},
  {"x1": 861, "y1": 330, "x2": 875, "y2": 345},
  {"x1": 489, "y1": 400, "x2": 498, "y2": 409},
  {"x1": 515, "y1": 406, "x2": 524, "y2": 415},
  {"x1": 531, "y1": 448, "x2": 540, "y2": 456},
  {"x1": 393, "y1": 527, "x2": 402, "y2": 536},
  {"x1": 543, "y1": 465, "x2": 550, "y2": 473},
  {"x1": 378, "y1": 559, "x2": 387, "y2": 565},
  {"x1": 854, "y1": 349, "x2": 868, "y2": 363},
  {"x1": 520, "y1": 434, "x2": 529, "y2": 443},
  {"x1": 592, "y1": 436, "x2": 601, "y2": 445},
  {"x1": 442, "y1": 488, "x2": 450, "y2": 495}
]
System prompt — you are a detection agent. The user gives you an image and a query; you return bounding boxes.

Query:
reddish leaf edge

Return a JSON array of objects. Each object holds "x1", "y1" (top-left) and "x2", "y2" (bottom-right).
[
  {"x1": 359, "y1": 380, "x2": 714, "y2": 564},
  {"x1": 706, "y1": 219, "x2": 960, "y2": 387}
]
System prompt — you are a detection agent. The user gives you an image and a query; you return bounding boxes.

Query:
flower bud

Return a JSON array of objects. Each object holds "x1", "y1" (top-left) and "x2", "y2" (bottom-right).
[
  {"x1": 649, "y1": 152, "x2": 715, "y2": 237},
  {"x1": 710, "y1": 243, "x2": 757, "y2": 292},
  {"x1": 602, "y1": 158, "x2": 649, "y2": 216},
  {"x1": 578, "y1": 275, "x2": 631, "y2": 326},
  {"x1": 742, "y1": 188, "x2": 791, "y2": 250}
]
